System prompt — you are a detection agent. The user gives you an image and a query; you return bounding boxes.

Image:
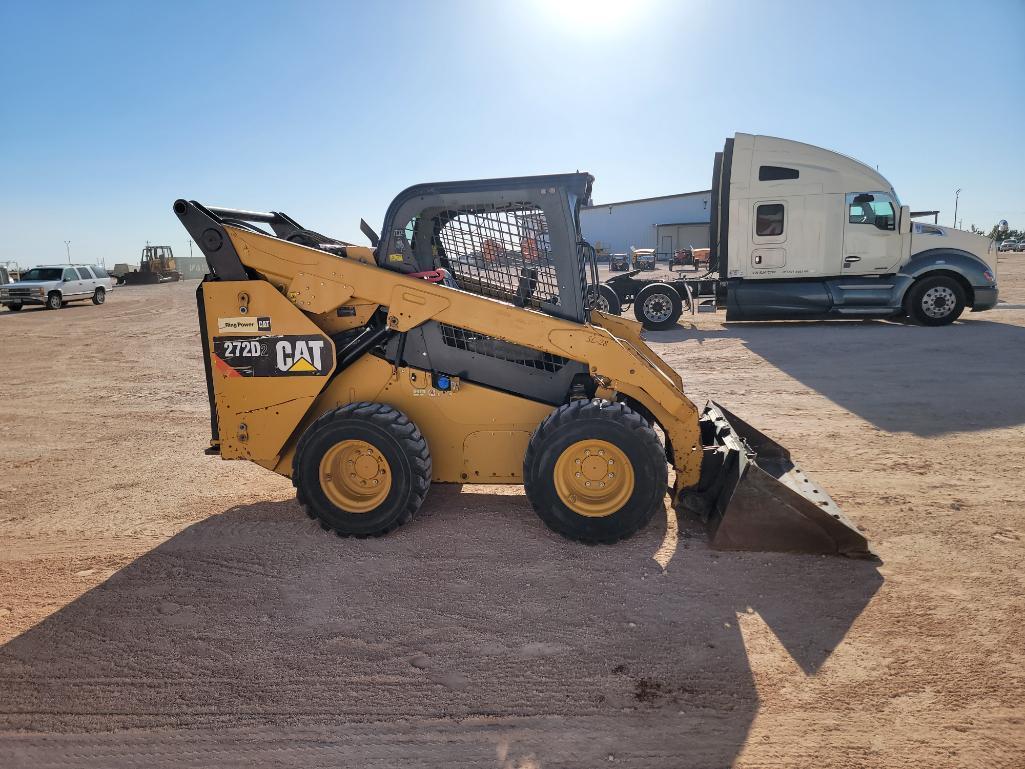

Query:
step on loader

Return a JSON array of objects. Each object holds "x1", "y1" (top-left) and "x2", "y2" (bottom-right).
[{"x1": 173, "y1": 173, "x2": 872, "y2": 556}]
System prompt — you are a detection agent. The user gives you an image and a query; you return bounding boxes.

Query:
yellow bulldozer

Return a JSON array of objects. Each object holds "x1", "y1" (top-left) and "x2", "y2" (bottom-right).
[{"x1": 173, "y1": 173, "x2": 870, "y2": 556}]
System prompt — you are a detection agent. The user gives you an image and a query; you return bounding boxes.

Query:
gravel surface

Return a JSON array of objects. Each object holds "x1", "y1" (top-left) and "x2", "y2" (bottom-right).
[{"x1": 1, "y1": 254, "x2": 1023, "y2": 768}]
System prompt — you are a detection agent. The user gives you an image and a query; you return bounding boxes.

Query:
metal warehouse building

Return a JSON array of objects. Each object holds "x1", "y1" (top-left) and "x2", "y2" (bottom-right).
[{"x1": 580, "y1": 190, "x2": 712, "y2": 258}]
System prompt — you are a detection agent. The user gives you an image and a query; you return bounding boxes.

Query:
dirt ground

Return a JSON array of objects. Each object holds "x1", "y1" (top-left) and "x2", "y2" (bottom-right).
[{"x1": 2, "y1": 255, "x2": 1024, "y2": 768}]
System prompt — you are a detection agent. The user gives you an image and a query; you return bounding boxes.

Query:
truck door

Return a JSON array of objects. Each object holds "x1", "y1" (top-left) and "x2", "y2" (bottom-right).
[
  {"x1": 76, "y1": 267, "x2": 96, "y2": 295},
  {"x1": 749, "y1": 200, "x2": 787, "y2": 274},
  {"x1": 62, "y1": 267, "x2": 83, "y2": 297},
  {"x1": 842, "y1": 192, "x2": 902, "y2": 274}
]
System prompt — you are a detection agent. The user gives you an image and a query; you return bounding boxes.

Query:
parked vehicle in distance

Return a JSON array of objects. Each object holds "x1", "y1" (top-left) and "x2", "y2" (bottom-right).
[
  {"x1": 631, "y1": 247, "x2": 656, "y2": 270},
  {"x1": 602, "y1": 133, "x2": 999, "y2": 329},
  {"x1": 609, "y1": 252, "x2": 629, "y2": 271},
  {"x1": 672, "y1": 248, "x2": 694, "y2": 268},
  {"x1": 1, "y1": 264, "x2": 115, "y2": 311},
  {"x1": 998, "y1": 240, "x2": 1018, "y2": 252},
  {"x1": 110, "y1": 245, "x2": 182, "y2": 284}
]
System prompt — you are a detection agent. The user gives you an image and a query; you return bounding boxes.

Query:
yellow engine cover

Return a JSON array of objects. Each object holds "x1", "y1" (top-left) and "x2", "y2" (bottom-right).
[{"x1": 201, "y1": 280, "x2": 336, "y2": 463}]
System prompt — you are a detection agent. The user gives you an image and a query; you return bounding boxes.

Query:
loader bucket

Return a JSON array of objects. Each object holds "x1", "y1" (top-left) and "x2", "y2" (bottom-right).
[{"x1": 682, "y1": 402, "x2": 875, "y2": 559}]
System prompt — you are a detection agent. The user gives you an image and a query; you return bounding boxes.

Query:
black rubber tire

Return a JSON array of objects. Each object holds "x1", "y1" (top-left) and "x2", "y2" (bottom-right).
[
  {"x1": 6, "y1": 303, "x2": 22, "y2": 312},
  {"x1": 594, "y1": 284, "x2": 622, "y2": 315},
  {"x1": 293, "y1": 402, "x2": 431, "y2": 537},
  {"x1": 905, "y1": 275, "x2": 966, "y2": 326},
  {"x1": 523, "y1": 400, "x2": 668, "y2": 544},
  {"x1": 633, "y1": 283, "x2": 683, "y2": 330},
  {"x1": 46, "y1": 292, "x2": 62, "y2": 310},
  {"x1": 92, "y1": 287, "x2": 106, "y2": 305}
]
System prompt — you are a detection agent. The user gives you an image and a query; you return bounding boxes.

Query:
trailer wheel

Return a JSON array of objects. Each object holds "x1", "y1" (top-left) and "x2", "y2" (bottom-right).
[
  {"x1": 905, "y1": 275, "x2": 966, "y2": 326},
  {"x1": 524, "y1": 400, "x2": 667, "y2": 544},
  {"x1": 593, "y1": 284, "x2": 622, "y2": 315},
  {"x1": 633, "y1": 283, "x2": 682, "y2": 330},
  {"x1": 293, "y1": 402, "x2": 432, "y2": 537}
]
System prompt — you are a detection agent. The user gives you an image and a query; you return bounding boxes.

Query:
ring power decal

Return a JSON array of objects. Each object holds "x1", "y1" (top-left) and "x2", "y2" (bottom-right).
[
  {"x1": 213, "y1": 335, "x2": 331, "y2": 377},
  {"x1": 217, "y1": 316, "x2": 272, "y2": 333}
]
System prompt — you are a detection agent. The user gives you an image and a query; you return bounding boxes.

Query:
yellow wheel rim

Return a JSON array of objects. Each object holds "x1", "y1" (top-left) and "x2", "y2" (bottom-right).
[
  {"x1": 319, "y1": 439, "x2": 392, "y2": 513},
  {"x1": 553, "y1": 439, "x2": 634, "y2": 518}
]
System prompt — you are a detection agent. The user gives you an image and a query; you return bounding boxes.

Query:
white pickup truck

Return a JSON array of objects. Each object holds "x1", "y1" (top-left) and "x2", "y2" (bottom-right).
[{"x1": 603, "y1": 134, "x2": 999, "y2": 328}]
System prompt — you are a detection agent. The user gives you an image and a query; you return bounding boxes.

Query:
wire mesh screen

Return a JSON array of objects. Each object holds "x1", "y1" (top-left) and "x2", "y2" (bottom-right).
[
  {"x1": 434, "y1": 206, "x2": 560, "y2": 309},
  {"x1": 439, "y1": 324, "x2": 569, "y2": 373}
]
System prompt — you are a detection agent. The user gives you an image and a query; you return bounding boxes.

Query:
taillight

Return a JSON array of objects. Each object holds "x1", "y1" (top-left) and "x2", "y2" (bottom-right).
[{"x1": 983, "y1": 270, "x2": 994, "y2": 282}]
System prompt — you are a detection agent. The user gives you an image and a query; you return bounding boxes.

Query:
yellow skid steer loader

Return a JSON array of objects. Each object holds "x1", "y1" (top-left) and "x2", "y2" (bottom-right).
[{"x1": 173, "y1": 173, "x2": 871, "y2": 556}]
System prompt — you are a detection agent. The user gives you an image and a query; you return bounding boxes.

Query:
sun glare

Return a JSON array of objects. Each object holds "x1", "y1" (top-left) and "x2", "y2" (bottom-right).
[{"x1": 539, "y1": 0, "x2": 648, "y2": 34}]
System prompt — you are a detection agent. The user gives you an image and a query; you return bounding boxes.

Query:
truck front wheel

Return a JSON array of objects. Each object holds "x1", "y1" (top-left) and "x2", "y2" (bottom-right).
[
  {"x1": 46, "y1": 292, "x2": 63, "y2": 310},
  {"x1": 906, "y1": 275, "x2": 966, "y2": 326}
]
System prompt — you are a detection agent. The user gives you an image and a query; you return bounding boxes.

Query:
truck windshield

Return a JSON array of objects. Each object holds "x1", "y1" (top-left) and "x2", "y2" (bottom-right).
[{"x1": 20, "y1": 268, "x2": 64, "y2": 281}]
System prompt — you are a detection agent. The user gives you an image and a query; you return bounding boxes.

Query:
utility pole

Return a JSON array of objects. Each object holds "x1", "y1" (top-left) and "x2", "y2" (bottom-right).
[
  {"x1": 64, "y1": 240, "x2": 71, "y2": 264},
  {"x1": 953, "y1": 189, "x2": 961, "y2": 228}
]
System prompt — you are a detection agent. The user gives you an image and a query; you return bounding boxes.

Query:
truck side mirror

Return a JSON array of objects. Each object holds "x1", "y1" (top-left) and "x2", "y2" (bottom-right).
[{"x1": 899, "y1": 205, "x2": 911, "y2": 235}]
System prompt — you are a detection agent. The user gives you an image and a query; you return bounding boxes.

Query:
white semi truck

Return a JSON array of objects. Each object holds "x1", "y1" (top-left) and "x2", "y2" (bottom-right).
[{"x1": 599, "y1": 134, "x2": 999, "y2": 328}]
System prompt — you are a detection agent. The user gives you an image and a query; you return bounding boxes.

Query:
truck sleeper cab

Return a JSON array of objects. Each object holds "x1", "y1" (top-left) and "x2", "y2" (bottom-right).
[{"x1": 710, "y1": 134, "x2": 998, "y2": 325}]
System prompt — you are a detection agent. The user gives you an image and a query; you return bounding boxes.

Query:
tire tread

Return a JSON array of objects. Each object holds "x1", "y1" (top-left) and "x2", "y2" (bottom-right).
[
  {"x1": 524, "y1": 399, "x2": 666, "y2": 544},
  {"x1": 293, "y1": 402, "x2": 431, "y2": 537}
]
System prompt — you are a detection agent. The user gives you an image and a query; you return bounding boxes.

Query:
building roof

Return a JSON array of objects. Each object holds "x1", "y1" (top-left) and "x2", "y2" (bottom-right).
[{"x1": 582, "y1": 189, "x2": 711, "y2": 210}]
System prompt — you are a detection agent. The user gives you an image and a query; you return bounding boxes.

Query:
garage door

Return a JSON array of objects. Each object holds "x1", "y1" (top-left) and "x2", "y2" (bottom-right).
[{"x1": 656, "y1": 224, "x2": 709, "y2": 254}]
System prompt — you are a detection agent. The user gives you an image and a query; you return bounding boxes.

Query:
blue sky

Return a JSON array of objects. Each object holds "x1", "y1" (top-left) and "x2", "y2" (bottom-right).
[{"x1": 1, "y1": 0, "x2": 1023, "y2": 267}]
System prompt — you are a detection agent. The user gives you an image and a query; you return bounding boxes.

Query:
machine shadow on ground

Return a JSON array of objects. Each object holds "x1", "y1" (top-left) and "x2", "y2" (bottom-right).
[
  {"x1": 647, "y1": 316, "x2": 1025, "y2": 436},
  {"x1": 0, "y1": 487, "x2": 881, "y2": 768}
]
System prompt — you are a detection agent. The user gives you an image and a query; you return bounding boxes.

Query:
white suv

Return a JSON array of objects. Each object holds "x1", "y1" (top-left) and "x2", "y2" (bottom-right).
[{"x1": 1, "y1": 265, "x2": 116, "y2": 311}]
